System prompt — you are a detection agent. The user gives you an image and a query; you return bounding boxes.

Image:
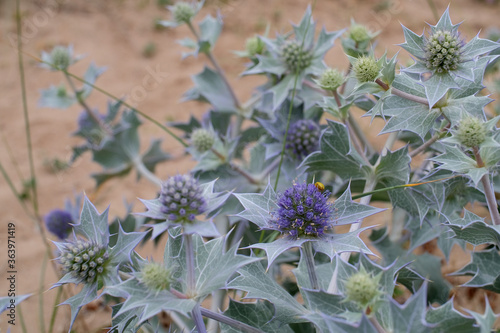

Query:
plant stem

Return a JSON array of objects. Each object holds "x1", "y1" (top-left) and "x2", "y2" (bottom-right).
[
  {"x1": 191, "y1": 304, "x2": 207, "y2": 333},
  {"x1": 186, "y1": 21, "x2": 241, "y2": 110},
  {"x1": 38, "y1": 253, "x2": 48, "y2": 333},
  {"x1": 409, "y1": 133, "x2": 440, "y2": 157},
  {"x1": 48, "y1": 287, "x2": 63, "y2": 333},
  {"x1": 0, "y1": 129, "x2": 24, "y2": 182},
  {"x1": 302, "y1": 241, "x2": 319, "y2": 289},
  {"x1": 16, "y1": 0, "x2": 39, "y2": 218},
  {"x1": 184, "y1": 233, "x2": 196, "y2": 294},
  {"x1": 0, "y1": 160, "x2": 35, "y2": 219},
  {"x1": 473, "y1": 147, "x2": 500, "y2": 225},
  {"x1": 131, "y1": 157, "x2": 162, "y2": 187},
  {"x1": 210, "y1": 148, "x2": 260, "y2": 184},
  {"x1": 370, "y1": 316, "x2": 388, "y2": 333},
  {"x1": 63, "y1": 72, "x2": 113, "y2": 136},
  {"x1": 18, "y1": 304, "x2": 27, "y2": 333},
  {"x1": 200, "y1": 308, "x2": 265, "y2": 333},
  {"x1": 375, "y1": 79, "x2": 429, "y2": 106}
]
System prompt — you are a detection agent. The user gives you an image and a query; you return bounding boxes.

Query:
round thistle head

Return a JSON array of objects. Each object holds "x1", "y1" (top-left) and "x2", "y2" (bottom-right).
[
  {"x1": 281, "y1": 40, "x2": 313, "y2": 73},
  {"x1": 286, "y1": 119, "x2": 321, "y2": 160},
  {"x1": 191, "y1": 128, "x2": 215, "y2": 153},
  {"x1": 349, "y1": 24, "x2": 371, "y2": 43},
  {"x1": 456, "y1": 116, "x2": 487, "y2": 148},
  {"x1": 345, "y1": 268, "x2": 381, "y2": 308},
  {"x1": 159, "y1": 174, "x2": 207, "y2": 223},
  {"x1": 245, "y1": 36, "x2": 265, "y2": 57},
  {"x1": 172, "y1": 2, "x2": 195, "y2": 23},
  {"x1": 45, "y1": 209, "x2": 73, "y2": 240},
  {"x1": 58, "y1": 239, "x2": 109, "y2": 284},
  {"x1": 318, "y1": 68, "x2": 344, "y2": 91},
  {"x1": 353, "y1": 56, "x2": 380, "y2": 83},
  {"x1": 424, "y1": 30, "x2": 464, "y2": 73},
  {"x1": 139, "y1": 262, "x2": 172, "y2": 292},
  {"x1": 49, "y1": 46, "x2": 72, "y2": 70},
  {"x1": 271, "y1": 183, "x2": 333, "y2": 239}
]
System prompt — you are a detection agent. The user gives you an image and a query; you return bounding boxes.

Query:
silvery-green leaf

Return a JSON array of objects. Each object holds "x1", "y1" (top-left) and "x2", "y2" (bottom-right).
[
  {"x1": 62, "y1": 283, "x2": 99, "y2": 331},
  {"x1": 108, "y1": 224, "x2": 145, "y2": 265},
  {"x1": 227, "y1": 262, "x2": 308, "y2": 324},
  {"x1": 312, "y1": 227, "x2": 375, "y2": 259},
  {"x1": 310, "y1": 313, "x2": 379, "y2": 333},
  {"x1": 269, "y1": 73, "x2": 302, "y2": 110},
  {"x1": 81, "y1": 62, "x2": 106, "y2": 99},
  {"x1": 302, "y1": 120, "x2": 370, "y2": 179},
  {"x1": 450, "y1": 249, "x2": 500, "y2": 292},
  {"x1": 399, "y1": 25, "x2": 426, "y2": 59},
  {"x1": 376, "y1": 283, "x2": 434, "y2": 333},
  {"x1": 407, "y1": 213, "x2": 448, "y2": 252},
  {"x1": 334, "y1": 186, "x2": 385, "y2": 225},
  {"x1": 462, "y1": 34, "x2": 500, "y2": 60},
  {"x1": 249, "y1": 238, "x2": 306, "y2": 268},
  {"x1": 422, "y1": 73, "x2": 458, "y2": 110},
  {"x1": 140, "y1": 139, "x2": 170, "y2": 178},
  {"x1": 191, "y1": 67, "x2": 237, "y2": 111},
  {"x1": 74, "y1": 196, "x2": 110, "y2": 246},
  {"x1": 441, "y1": 95, "x2": 490, "y2": 126},
  {"x1": 39, "y1": 84, "x2": 76, "y2": 109},
  {"x1": 465, "y1": 298, "x2": 499, "y2": 333},
  {"x1": 293, "y1": 5, "x2": 315, "y2": 49},
  {"x1": 110, "y1": 303, "x2": 142, "y2": 333},
  {"x1": 243, "y1": 56, "x2": 287, "y2": 76},
  {"x1": 234, "y1": 183, "x2": 277, "y2": 229},
  {"x1": 106, "y1": 278, "x2": 196, "y2": 322},
  {"x1": 313, "y1": 28, "x2": 343, "y2": 58},
  {"x1": 432, "y1": 145, "x2": 486, "y2": 186},
  {"x1": 380, "y1": 95, "x2": 439, "y2": 139},
  {"x1": 431, "y1": 7, "x2": 460, "y2": 33},
  {"x1": 426, "y1": 299, "x2": 478, "y2": 333},
  {"x1": 198, "y1": 14, "x2": 222, "y2": 53},
  {"x1": 0, "y1": 294, "x2": 31, "y2": 314},
  {"x1": 221, "y1": 299, "x2": 293, "y2": 333},
  {"x1": 448, "y1": 218, "x2": 500, "y2": 247}
]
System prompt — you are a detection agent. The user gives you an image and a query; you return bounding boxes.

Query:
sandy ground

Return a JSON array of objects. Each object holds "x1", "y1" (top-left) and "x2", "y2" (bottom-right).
[{"x1": 0, "y1": 0, "x2": 500, "y2": 331}]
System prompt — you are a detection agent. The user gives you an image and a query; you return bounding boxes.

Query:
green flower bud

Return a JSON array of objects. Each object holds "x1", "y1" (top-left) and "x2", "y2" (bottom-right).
[
  {"x1": 318, "y1": 68, "x2": 344, "y2": 91},
  {"x1": 425, "y1": 30, "x2": 463, "y2": 74},
  {"x1": 58, "y1": 239, "x2": 109, "y2": 285},
  {"x1": 456, "y1": 116, "x2": 487, "y2": 148},
  {"x1": 191, "y1": 128, "x2": 215, "y2": 153},
  {"x1": 281, "y1": 40, "x2": 313, "y2": 73},
  {"x1": 245, "y1": 36, "x2": 265, "y2": 57},
  {"x1": 349, "y1": 24, "x2": 371, "y2": 43},
  {"x1": 140, "y1": 262, "x2": 172, "y2": 292},
  {"x1": 50, "y1": 46, "x2": 72, "y2": 70},
  {"x1": 345, "y1": 268, "x2": 380, "y2": 308},
  {"x1": 353, "y1": 56, "x2": 380, "y2": 83},
  {"x1": 172, "y1": 2, "x2": 195, "y2": 24}
]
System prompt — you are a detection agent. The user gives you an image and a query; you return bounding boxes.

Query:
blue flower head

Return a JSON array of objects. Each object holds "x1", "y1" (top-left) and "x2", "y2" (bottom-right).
[
  {"x1": 159, "y1": 174, "x2": 207, "y2": 223},
  {"x1": 45, "y1": 209, "x2": 74, "y2": 240},
  {"x1": 271, "y1": 183, "x2": 333, "y2": 239},
  {"x1": 286, "y1": 119, "x2": 321, "y2": 160}
]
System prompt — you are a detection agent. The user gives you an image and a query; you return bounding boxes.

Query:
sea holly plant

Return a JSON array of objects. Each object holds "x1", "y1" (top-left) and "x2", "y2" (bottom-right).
[{"x1": 8, "y1": 2, "x2": 500, "y2": 332}]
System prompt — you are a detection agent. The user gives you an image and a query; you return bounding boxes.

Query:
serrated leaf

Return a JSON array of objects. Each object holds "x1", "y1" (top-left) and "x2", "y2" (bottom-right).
[
  {"x1": 198, "y1": 14, "x2": 223, "y2": 52},
  {"x1": 234, "y1": 183, "x2": 278, "y2": 229},
  {"x1": 423, "y1": 73, "x2": 458, "y2": 109},
  {"x1": 106, "y1": 279, "x2": 196, "y2": 322},
  {"x1": 140, "y1": 139, "x2": 170, "y2": 177},
  {"x1": 448, "y1": 219, "x2": 500, "y2": 247},
  {"x1": 74, "y1": 196, "x2": 110, "y2": 246},
  {"x1": 465, "y1": 298, "x2": 499, "y2": 333},
  {"x1": 227, "y1": 262, "x2": 308, "y2": 324},
  {"x1": 311, "y1": 314, "x2": 379, "y2": 333},
  {"x1": 39, "y1": 84, "x2": 76, "y2": 109},
  {"x1": 451, "y1": 249, "x2": 500, "y2": 292},
  {"x1": 108, "y1": 224, "x2": 145, "y2": 266},
  {"x1": 399, "y1": 25, "x2": 426, "y2": 59},
  {"x1": 81, "y1": 62, "x2": 106, "y2": 98},
  {"x1": 221, "y1": 299, "x2": 293, "y2": 333},
  {"x1": 432, "y1": 145, "x2": 485, "y2": 186},
  {"x1": 191, "y1": 66, "x2": 237, "y2": 111},
  {"x1": 302, "y1": 120, "x2": 370, "y2": 179},
  {"x1": 0, "y1": 294, "x2": 31, "y2": 314},
  {"x1": 335, "y1": 186, "x2": 385, "y2": 225},
  {"x1": 62, "y1": 283, "x2": 99, "y2": 331},
  {"x1": 376, "y1": 283, "x2": 434, "y2": 333},
  {"x1": 426, "y1": 299, "x2": 478, "y2": 333}
]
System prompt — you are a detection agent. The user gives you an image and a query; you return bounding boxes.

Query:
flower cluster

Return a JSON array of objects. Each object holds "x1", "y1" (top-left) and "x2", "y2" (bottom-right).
[
  {"x1": 281, "y1": 40, "x2": 313, "y2": 73},
  {"x1": 139, "y1": 262, "x2": 172, "y2": 292},
  {"x1": 271, "y1": 183, "x2": 333, "y2": 238},
  {"x1": 317, "y1": 68, "x2": 344, "y2": 91},
  {"x1": 349, "y1": 24, "x2": 371, "y2": 44},
  {"x1": 58, "y1": 239, "x2": 109, "y2": 284},
  {"x1": 245, "y1": 36, "x2": 265, "y2": 57},
  {"x1": 424, "y1": 30, "x2": 464, "y2": 73},
  {"x1": 45, "y1": 209, "x2": 74, "y2": 239},
  {"x1": 456, "y1": 116, "x2": 487, "y2": 148},
  {"x1": 172, "y1": 2, "x2": 195, "y2": 24},
  {"x1": 191, "y1": 128, "x2": 215, "y2": 152},
  {"x1": 345, "y1": 268, "x2": 381, "y2": 308},
  {"x1": 159, "y1": 174, "x2": 207, "y2": 223},
  {"x1": 353, "y1": 56, "x2": 380, "y2": 83},
  {"x1": 286, "y1": 119, "x2": 321, "y2": 159}
]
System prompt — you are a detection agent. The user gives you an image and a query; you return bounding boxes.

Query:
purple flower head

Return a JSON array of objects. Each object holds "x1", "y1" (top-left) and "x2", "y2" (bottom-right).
[
  {"x1": 159, "y1": 174, "x2": 207, "y2": 224},
  {"x1": 45, "y1": 209, "x2": 74, "y2": 239},
  {"x1": 270, "y1": 183, "x2": 333, "y2": 239},
  {"x1": 285, "y1": 119, "x2": 321, "y2": 160}
]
